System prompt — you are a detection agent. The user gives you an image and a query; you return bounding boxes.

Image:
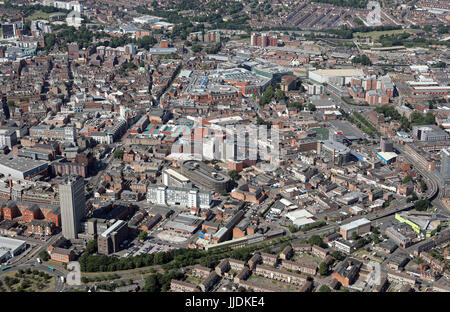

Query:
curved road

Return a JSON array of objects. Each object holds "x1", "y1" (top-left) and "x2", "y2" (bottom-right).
[
  {"x1": 0, "y1": 233, "x2": 68, "y2": 292},
  {"x1": 0, "y1": 263, "x2": 66, "y2": 292}
]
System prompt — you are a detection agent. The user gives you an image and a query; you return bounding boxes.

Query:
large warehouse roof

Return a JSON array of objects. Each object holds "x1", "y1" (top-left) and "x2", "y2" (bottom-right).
[
  {"x1": 0, "y1": 155, "x2": 49, "y2": 179},
  {"x1": 310, "y1": 68, "x2": 363, "y2": 77},
  {"x1": 0, "y1": 155, "x2": 48, "y2": 173},
  {"x1": 0, "y1": 236, "x2": 26, "y2": 252},
  {"x1": 340, "y1": 218, "x2": 371, "y2": 231}
]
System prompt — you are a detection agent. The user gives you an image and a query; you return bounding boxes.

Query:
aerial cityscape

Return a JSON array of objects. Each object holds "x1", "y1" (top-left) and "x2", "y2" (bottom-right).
[{"x1": 0, "y1": 0, "x2": 449, "y2": 295}]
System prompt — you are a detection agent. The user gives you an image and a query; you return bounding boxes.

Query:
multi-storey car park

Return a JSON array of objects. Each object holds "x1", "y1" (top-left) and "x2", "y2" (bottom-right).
[{"x1": 180, "y1": 160, "x2": 231, "y2": 193}]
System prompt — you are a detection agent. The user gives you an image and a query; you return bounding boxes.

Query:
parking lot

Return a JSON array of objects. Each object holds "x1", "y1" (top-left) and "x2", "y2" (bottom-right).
[{"x1": 122, "y1": 239, "x2": 177, "y2": 258}]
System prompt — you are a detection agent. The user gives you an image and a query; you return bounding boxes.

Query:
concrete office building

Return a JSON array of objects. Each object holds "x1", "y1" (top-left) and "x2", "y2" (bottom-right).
[
  {"x1": 98, "y1": 220, "x2": 128, "y2": 255},
  {"x1": 440, "y1": 149, "x2": 450, "y2": 184},
  {"x1": 59, "y1": 176, "x2": 86, "y2": 239},
  {"x1": 162, "y1": 168, "x2": 191, "y2": 187},
  {"x1": 81, "y1": 218, "x2": 109, "y2": 238},
  {"x1": 413, "y1": 125, "x2": 449, "y2": 142},
  {"x1": 385, "y1": 226, "x2": 412, "y2": 248},
  {"x1": 440, "y1": 148, "x2": 450, "y2": 197},
  {"x1": 308, "y1": 68, "x2": 364, "y2": 85},
  {"x1": 147, "y1": 184, "x2": 212, "y2": 209},
  {"x1": 0, "y1": 128, "x2": 17, "y2": 148},
  {"x1": 380, "y1": 137, "x2": 393, "y2": 153},
  {"x1": 339, "y1": 218, "x2": 371, "y2": 240}
]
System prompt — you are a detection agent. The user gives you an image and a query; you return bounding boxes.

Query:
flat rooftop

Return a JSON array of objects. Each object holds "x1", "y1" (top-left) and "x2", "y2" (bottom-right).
[
  {"x1": 101, "y1": 220, "x2": 126, "y2": 238},
  {"x1": 340, "y1": 218, "x2": 371, "y2": 231},
  {"x1": 0, "y1": 155, "x2": 49, "y2": 173},
  {"x1": 0, "y1": 236, "x2": 26, "y2": 251},
  {"x1": 328, "y1": 120, "x2": 365, "y2": 141},
  {"x1": 310, "y1": 68, "x2": 363, "y2": 77},
  {"x1": 164, "y1": 168, "x2": 190, "y2": 182},
  {"x1": 182, "y1": 160, "x2": 230, "y2": 183}
]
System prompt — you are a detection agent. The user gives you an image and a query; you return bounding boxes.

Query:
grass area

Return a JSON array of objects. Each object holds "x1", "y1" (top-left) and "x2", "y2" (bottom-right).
[
  {"x1": 387, "y1": 284, "x2": 399, "y2": 292},
  {"x1": 313, "y1": 127, "x2": 329, "y2": 140},
  {"x1": 291, "y1": 253, "x2": 321, "y2": 266},
  {"x1": 354, "y1": 29, "x2": 408, "y2": 40},
  {"x1": 342, "y1": 96, "x2": 369, "y2": 106},
  {"x1": 27, "y1": 11, "x2": 52, "y2": 20},
  {"x1": 65, "y1": 288, "x2": 88, "y2": 292},
  {"x1": 248, "y1": 274, "x2": 300, "y2": 291},
  {"x1": 185, "y1": 275, "x2": 202, "y2": 285},
  {"x1": 82, "y1": 267, "x2": 160, "y2": 278},
  {"x1": 82, "y1": 275, "x2": 141, "y2": 285},
  {"x1": 352, "y1": 249, "x2": 383, "y2": 263},
  {"x1": 45, "y1": 259, "x2": 64, "y2": 267},
  {"x1": 2, "y1": 270, "x2": 54, "y2": 292}
]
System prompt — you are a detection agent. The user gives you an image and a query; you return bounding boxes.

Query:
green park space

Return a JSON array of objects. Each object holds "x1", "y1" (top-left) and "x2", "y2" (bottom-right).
[
  {"x1": 354, "y1": 29, "x2": 408, "y2": 40},
  {"x1": 27, "y1": 10, "x2": 52, "y2": 20},
  {"x1": 184, "y1": 274, "x2": 202, "y2": 285},
  {"x1": 291, "y1": 252, "x2": 321, "y2": 266},
  {"x1": 248, "y1": 274, "x2": 300, "y2": 292},
  {"x1": 1, "y1": 269, "x2": 54, "y2": 292},
  {"x1": 313, "y1": 127, "x2": 329, "y2": 140}
]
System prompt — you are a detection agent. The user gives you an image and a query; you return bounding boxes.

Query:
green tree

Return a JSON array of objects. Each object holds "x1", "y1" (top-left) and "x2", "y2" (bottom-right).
[
  {"x1": 138, "y1": 230, "x2": 148, "y2": 241},
  {"x1": 331, "y1": 251, "x2": 343, "y2": 261},
  {"x1": 44, "y1": 33, "x2": 56, "y2": 51},
  {"x1": 372, "y1": 235, "x2": 380, "y2": 244},
  {"x1": 318, "y1": 285, "x2": 331, "y2": 292},
  {"x1": 308, "y1": 103, "x2": 316, "y2": 111},
  {"x1": 275, "y1": 89, "x2": 286, "y2": 102},
  {"x1": 113, "y1": 149, "x2": 124, "y2": 159},
  {"x1": 86, "y1": 240, "x2": 98, "y2": 254},
  {"x1": 432, "y1": 61, "x2": 446, "y2": 68},
  {"x1": 402, "y1": 175, "x2": 413, "y2": 184},
  {"x1": 353, "y1": 18, "x2": 363, "y2": 25},
  {"x1": 191, "y1": 44, "x2": 202, "y2": 53},
  {"x1": 228, "y1": 170, "x2": 239, "y2": 181},
  {"x1": 143, "y1": 274, "x2": 161, "y2": 292},
  {"x1": 407, "y1": 192, "x2": 418, "y2": 203},
  {"x1": 39, "y1": 250, "x2": 50, "y2": 261},
  {"x1": 259, "y1": 85, "x2": 275, "y2": 106},
  {"x1": 136, "y1": 36, "x2": 157, "y2": 50},
  {"x1": 288, "y1": 225, "x2": 299, "y2": 233},
  {"x1": 420, "y1": 180, "x2": 428, "y2": 193},
  {"x1": 352, "y1": 54, "x2": 372, "y2": 66},
  {"x1": 288, "y1": 101, "x2": 303, "y2": 110},
  {"x1": 414, "y1": 199, "x2": 430, "y2": 211},
  {"x1": 318, "y1": 262, "x2": 329, "y2": 276},
  {"x1": 423, "y1": 24, "x2": 432, "y2": 32},
  {"x1": 308, "y1": 235, "x2": 323, "y2": 247}
]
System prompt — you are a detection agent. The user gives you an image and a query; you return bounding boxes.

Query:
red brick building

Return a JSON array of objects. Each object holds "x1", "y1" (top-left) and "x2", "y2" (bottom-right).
[
  {"x1": 2, "y1": 202, "x2": 19, "y2": 220},
  {"x1": 50, "y1": 247, "x2": 76, "y2": 263},
  {"x1": 23, "y1": 204, "x2": 41, "y2": 223},
  {"x1": 46, "y1": 209, "x2": 61, "y2": 227}
]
